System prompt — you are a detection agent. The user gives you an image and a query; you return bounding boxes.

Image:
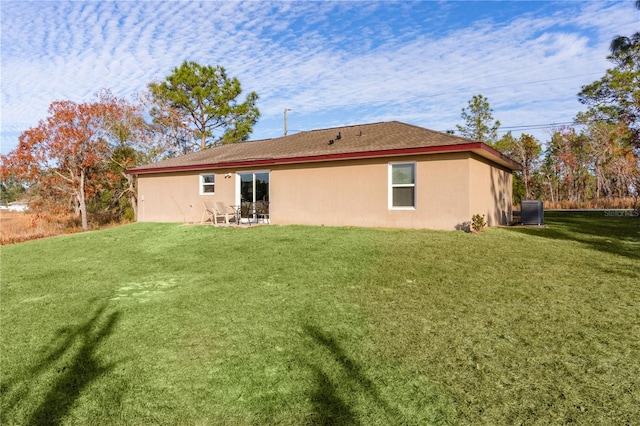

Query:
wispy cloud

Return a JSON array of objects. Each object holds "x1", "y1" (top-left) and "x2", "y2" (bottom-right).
[{"x1": 1, "y1": 1, "x2": 638, "y2": 154}]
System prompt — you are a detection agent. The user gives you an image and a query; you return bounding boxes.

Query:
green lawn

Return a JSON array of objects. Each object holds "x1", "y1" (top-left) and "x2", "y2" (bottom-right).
[{"x1": 1, "y1": 213, "x2": 639, "y2": 425}]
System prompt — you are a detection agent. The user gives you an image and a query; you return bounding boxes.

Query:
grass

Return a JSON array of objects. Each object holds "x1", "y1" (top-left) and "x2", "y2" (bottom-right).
[{"x1": 1, "y1": 213, "x2": 639, "y2": 424}]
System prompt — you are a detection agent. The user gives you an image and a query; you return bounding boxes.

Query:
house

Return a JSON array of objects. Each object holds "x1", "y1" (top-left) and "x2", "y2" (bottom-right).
[{"x1": 128, "y1": 121, "x2": 520, "y2": 230}]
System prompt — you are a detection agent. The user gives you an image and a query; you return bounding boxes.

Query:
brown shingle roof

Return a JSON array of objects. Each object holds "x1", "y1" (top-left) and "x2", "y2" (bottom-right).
[{"x1": 129, "y1": 121, "x2": 520, "y2": 173}]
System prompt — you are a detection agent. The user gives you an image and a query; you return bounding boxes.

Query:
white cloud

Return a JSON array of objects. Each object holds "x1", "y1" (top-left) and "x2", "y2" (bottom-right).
[{"x1": 1, "y1": 0, "x2": 638, "y2": 154}]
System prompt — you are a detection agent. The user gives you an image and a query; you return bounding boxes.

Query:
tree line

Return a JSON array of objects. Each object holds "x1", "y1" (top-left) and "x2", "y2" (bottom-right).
[{"x1": 456, "y1": 3, "x2": 639, "y2": 209}]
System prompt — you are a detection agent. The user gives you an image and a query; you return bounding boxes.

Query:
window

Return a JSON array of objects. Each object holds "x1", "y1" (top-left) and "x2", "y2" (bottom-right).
[
  {"x1": 389, "y1": 163, "x2": 415, "y2": 208},
  {"x1": 200, "y1": 174, "x2": 215, "y2": 194}
]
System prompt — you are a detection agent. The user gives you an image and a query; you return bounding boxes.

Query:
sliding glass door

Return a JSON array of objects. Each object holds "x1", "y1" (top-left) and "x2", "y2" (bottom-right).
[{"x1": 238, "y1": 171, "x2": 269, "y2": 221}]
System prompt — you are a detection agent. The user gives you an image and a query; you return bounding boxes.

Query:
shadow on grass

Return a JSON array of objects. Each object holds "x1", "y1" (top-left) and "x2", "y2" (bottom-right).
[
  {"x1": 507, "y1": 212, "x2": 640, "y2": 261},
  {"x1": 303, "y1": 325, "x2": 401, "y2": 425},
  {"x1": 1, "y1": 301, "x2": 121, "y2": 425}
]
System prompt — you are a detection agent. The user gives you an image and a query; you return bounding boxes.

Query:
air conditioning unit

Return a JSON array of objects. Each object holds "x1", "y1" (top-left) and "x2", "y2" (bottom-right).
[{"x1": 521, "y1": 200, "x2": 544, "y2": 225}]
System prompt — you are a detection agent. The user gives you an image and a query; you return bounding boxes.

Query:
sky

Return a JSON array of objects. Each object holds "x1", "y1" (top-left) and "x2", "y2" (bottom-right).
[{"x1": 1, "y1": 1, "x2": 639, "y2": 155}]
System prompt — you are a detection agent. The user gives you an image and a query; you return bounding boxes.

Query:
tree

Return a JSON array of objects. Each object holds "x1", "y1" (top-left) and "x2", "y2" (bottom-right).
[
  {"x1": 495, "y1": 132, "x2": 542, "y2": 201},
  {"x1": 542, "y1": 128, "x2": 594, "y2": 203},
  {"x1": 578, "y1": 36, "x2": 640, "y2": 141},
  {"x1": 577, "y1": 10, "x2": 640, "y2": 207},
  {"x1": 5, "y1": 101, "x2": 110, "y2": 230},
  {"x1": 609, "y1": 1, "x2": 640, "y2": 65},
  {"x1": 143, "y1": 91, "x2": 195, "y2": 158},
  {"x1": 99, "y1": 92, "x2": 157, "y2": 221},
  {"x1": 456, "y1": 94, "x2": 501, "y2": 146},
  {"x1": 148, "y1": 61, "x2": 260, "y2": 154},
  {"x1": 1, "y1": 93, "x2": 148, "y2": 231}
]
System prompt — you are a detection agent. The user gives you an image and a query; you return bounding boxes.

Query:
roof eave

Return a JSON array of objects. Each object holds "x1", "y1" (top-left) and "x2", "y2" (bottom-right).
[
  {"x1": 473, "y1": 144, "x2": 523, "y2": 170},
  {"x1": 127, "y1": 142, "x2": 521, "y2": 175}
]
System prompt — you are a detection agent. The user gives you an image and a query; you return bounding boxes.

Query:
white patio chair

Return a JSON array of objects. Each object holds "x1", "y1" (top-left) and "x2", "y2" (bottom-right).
[
  {"x1": 201, "y1": 201, "x2": 216, "y2": 225},
  {"x1": 215, "y1": 201, "x2": 236, "y2": 225}
]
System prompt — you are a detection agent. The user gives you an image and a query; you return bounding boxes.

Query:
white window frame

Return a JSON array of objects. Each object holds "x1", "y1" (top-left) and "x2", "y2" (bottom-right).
[
  {"x1": 199, "y1": 173, "x2": 215, "y2": 195},
  {"x1": 388, "y1": 162, "x2": 416, "y2": 210}
]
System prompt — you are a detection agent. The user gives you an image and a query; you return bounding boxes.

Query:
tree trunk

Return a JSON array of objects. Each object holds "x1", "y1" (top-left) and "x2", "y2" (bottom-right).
[
  {"x1": 130, "y1": 194, "x2": 138, "y2": 221},
  {"x1": 546, "y1": 178, "x2": 555, "y2": 204},
  {"x1": 595, "y1": 161, "x2": 602, "y2": 199},
  {"x1": 79, "y1": 169, "x2": 88, "y2": 231},
  {"x1": 127, "y1": 174, "x2": 138, "y2": 221}
]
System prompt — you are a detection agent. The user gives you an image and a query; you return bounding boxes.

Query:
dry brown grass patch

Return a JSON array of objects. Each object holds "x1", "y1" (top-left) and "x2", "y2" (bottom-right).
[
  {"x1": 541, "y1": 197, "x2": 636, "y2": 210},
  {"x1": 0, "y1": 211, "x2": 82, "y2": 244}
]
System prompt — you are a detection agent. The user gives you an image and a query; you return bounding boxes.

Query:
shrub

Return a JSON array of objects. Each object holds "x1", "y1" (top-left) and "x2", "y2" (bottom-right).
[{"x1": 471, "y1": 214, "x2": 486, "y2": 234}]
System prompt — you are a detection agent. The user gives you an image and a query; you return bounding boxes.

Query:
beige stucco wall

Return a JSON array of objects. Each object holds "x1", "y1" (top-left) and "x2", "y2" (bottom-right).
[
  {"x1": 270, "y1": 154, "x2": 471, "y2": 229},
  {"x1": 137, "y1": 170, "x2": 236, "y2": 223},
  {"x1": 136, "y1": 152, "x2": 512, "y2": 230},
  {"x1": 468, "y1": 154, "x2": 513, "y2": 226}
]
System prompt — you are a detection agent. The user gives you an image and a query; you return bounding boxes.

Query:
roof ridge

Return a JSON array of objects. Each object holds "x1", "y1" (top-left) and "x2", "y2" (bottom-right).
[{"x1": 280, "y1": 121, "x2": 393, "y2": 138}]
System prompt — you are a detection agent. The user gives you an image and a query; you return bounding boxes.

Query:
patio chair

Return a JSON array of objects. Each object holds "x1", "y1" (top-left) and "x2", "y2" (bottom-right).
[
  {"x1": 215, "y1": 201, "x2": 236, "y2": 225},
  {"x1": 255, "y1": 200, "x2": 270, "y2": 224},
  {"x1": 200, "y1": 201, "x2": 216, "y2": 225},
  {"x1": 240, "y1": 200, "x2": 253, "y2": 223}
]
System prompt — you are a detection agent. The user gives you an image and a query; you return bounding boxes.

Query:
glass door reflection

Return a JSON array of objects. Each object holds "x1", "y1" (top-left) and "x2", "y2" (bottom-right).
[{"x1": 239, "y1": 172, "x2": 269, "y2": 222}]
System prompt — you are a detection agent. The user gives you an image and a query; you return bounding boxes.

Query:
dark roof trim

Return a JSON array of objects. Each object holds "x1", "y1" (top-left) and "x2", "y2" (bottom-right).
[
  {"x1": 128, "y1": 142, "x2": 521, "y2": 175},
  {"x1": 477, "y1": 144, "x2": 522, "y2": 170}
]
